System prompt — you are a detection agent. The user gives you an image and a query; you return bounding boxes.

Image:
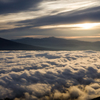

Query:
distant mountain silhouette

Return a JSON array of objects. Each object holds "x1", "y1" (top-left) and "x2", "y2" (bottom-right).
[
  {"x1": 12, "y1": 37, "x2": 100, "y2": 50},
  {"x1": 0, "y1": 37, "x2": 48, "y2": 50}
]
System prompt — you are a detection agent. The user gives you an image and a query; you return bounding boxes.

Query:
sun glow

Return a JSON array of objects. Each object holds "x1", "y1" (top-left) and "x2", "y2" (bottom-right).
[
  {"x1": 37, "y1": 22, "x2": 100, "y2": 30},
  {"x1": 73, "y1": 23, "x2": 100, "y2": 29}
]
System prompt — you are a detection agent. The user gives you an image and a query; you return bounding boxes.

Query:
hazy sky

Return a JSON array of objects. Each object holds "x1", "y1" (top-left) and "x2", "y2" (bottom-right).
[{"x1": 0, "y1": 0, "x2": 100, "y2": 41}]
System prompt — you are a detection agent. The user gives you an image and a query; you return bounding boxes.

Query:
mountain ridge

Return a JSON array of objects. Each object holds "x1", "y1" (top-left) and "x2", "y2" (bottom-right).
[
  {"x1": 12, "y1": 37, "x2": 100, "y2": 50},
  {"x1": 0, "y1": 37, "x2": 48, "y2": 50}
]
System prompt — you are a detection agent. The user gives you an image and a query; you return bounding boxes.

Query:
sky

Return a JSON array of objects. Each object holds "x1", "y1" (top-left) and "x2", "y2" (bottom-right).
[{"x1": 0, "y1": 0, "x2": 100, "y2": 41}]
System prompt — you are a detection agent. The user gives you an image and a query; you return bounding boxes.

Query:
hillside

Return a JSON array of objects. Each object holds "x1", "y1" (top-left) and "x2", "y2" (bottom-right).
[
  {"x1": 0, "y1": 37, "x2": 48, "y2": 50},
  {"x1": 12, "y1": 37, "x2": 100, "y2": 50}
]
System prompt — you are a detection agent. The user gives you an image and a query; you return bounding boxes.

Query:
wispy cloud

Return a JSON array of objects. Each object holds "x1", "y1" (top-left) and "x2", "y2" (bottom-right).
[
  {"x1": 0, "y1": 0, "x2": 100, "y2": 40},
  {"x1": 1, "y1": 5, "x2": 100, "y2": 31}
]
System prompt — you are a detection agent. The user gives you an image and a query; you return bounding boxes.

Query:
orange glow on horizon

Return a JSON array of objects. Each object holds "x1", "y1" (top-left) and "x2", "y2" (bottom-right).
[{"x1": 36, "y1": 22, "x2": 100, "y2": 30}]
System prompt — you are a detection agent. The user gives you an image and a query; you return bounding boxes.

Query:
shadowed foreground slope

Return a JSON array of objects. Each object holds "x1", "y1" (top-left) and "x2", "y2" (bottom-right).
[
  {"x1": 0, "y1": 37, "x2": 48, "y2": 50},
  {"x1": 91, "y1": 97, "x2": 100, "y2": 100},
  {"x1": 1, "y1": 96, "x2": 100, "y2": 100}
]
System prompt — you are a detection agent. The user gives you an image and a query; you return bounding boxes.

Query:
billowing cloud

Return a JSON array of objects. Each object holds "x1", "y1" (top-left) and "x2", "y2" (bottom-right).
[{"x1": 0, "y1": 51, "x2": 100, "y2": 99}]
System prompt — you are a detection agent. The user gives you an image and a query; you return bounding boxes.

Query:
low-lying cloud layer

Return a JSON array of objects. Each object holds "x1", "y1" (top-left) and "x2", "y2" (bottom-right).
[{"x1": 0, "y1": 50, "x2": 100, "y2": 100}]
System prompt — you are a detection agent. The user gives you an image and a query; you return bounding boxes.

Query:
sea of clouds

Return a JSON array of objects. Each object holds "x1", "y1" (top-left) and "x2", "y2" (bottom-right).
[{"x1": 0, "y1": 50, "x2": 100, "y2": 100}]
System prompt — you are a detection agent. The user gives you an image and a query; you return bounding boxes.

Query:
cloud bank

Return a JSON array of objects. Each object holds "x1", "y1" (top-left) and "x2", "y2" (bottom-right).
[{"x1": 0, "y1": 50, "x2": 100, "y2": 99}]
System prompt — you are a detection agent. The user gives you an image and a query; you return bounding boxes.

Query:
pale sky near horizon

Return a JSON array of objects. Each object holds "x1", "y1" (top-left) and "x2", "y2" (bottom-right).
[{"x1": 0, "y1": 0, "x2": 100, "y2": 41}]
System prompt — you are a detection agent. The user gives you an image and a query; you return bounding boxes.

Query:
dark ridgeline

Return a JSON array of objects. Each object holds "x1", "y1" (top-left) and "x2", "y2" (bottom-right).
[
  {"x1": 0, "y1": 37, "x2": 48, "y2": 50},
  {"x1": 13, "y1": 37, "x2": 100, "y2": 51},
  {"x1": 1, "y1": 36, "x2": 100, "y2": 50}
]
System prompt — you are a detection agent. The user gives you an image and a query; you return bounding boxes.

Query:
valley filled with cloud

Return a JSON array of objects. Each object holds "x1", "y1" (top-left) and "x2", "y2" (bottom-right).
[{"x1": 0, "y1": 50, "x2": 100, "y2": 100}]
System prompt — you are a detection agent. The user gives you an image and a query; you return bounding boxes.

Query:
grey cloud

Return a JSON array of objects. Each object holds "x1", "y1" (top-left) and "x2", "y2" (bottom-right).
[
  {"x1": 0, "y1": 25, "x2": 32, "y2": 33},
  {"x1": 0, "y1": 0, "x2": 42, "y2": 14},
  {"x1": 17, "y1": 6, "x2": 100, "y2": 26},
  {"x1": 0, "y1": 6, "x2": 100, "y2": 34},
  {"x1": 29, "y1": 6, "x2": 100, "y2": 26}
]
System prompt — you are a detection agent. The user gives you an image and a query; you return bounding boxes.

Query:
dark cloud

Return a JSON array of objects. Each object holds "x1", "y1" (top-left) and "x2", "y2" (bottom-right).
[
  {"x1": 0, "y1": 0, "x2": 42, "y2": 14},
  {"x1": 0, "y1": 6, "x2": 100, "y2": 34},
  {"x1": 17, "y1": 6, "x2": 100, "y2": 27},
  {"x1": 0, "y1": 25, "x2": 32, "y2": 33}
]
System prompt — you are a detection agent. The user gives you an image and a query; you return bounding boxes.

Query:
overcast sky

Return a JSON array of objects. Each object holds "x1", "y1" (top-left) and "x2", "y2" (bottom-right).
[{"x1": 0, "y1": 0, "x2": 100, "y2": 41}]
